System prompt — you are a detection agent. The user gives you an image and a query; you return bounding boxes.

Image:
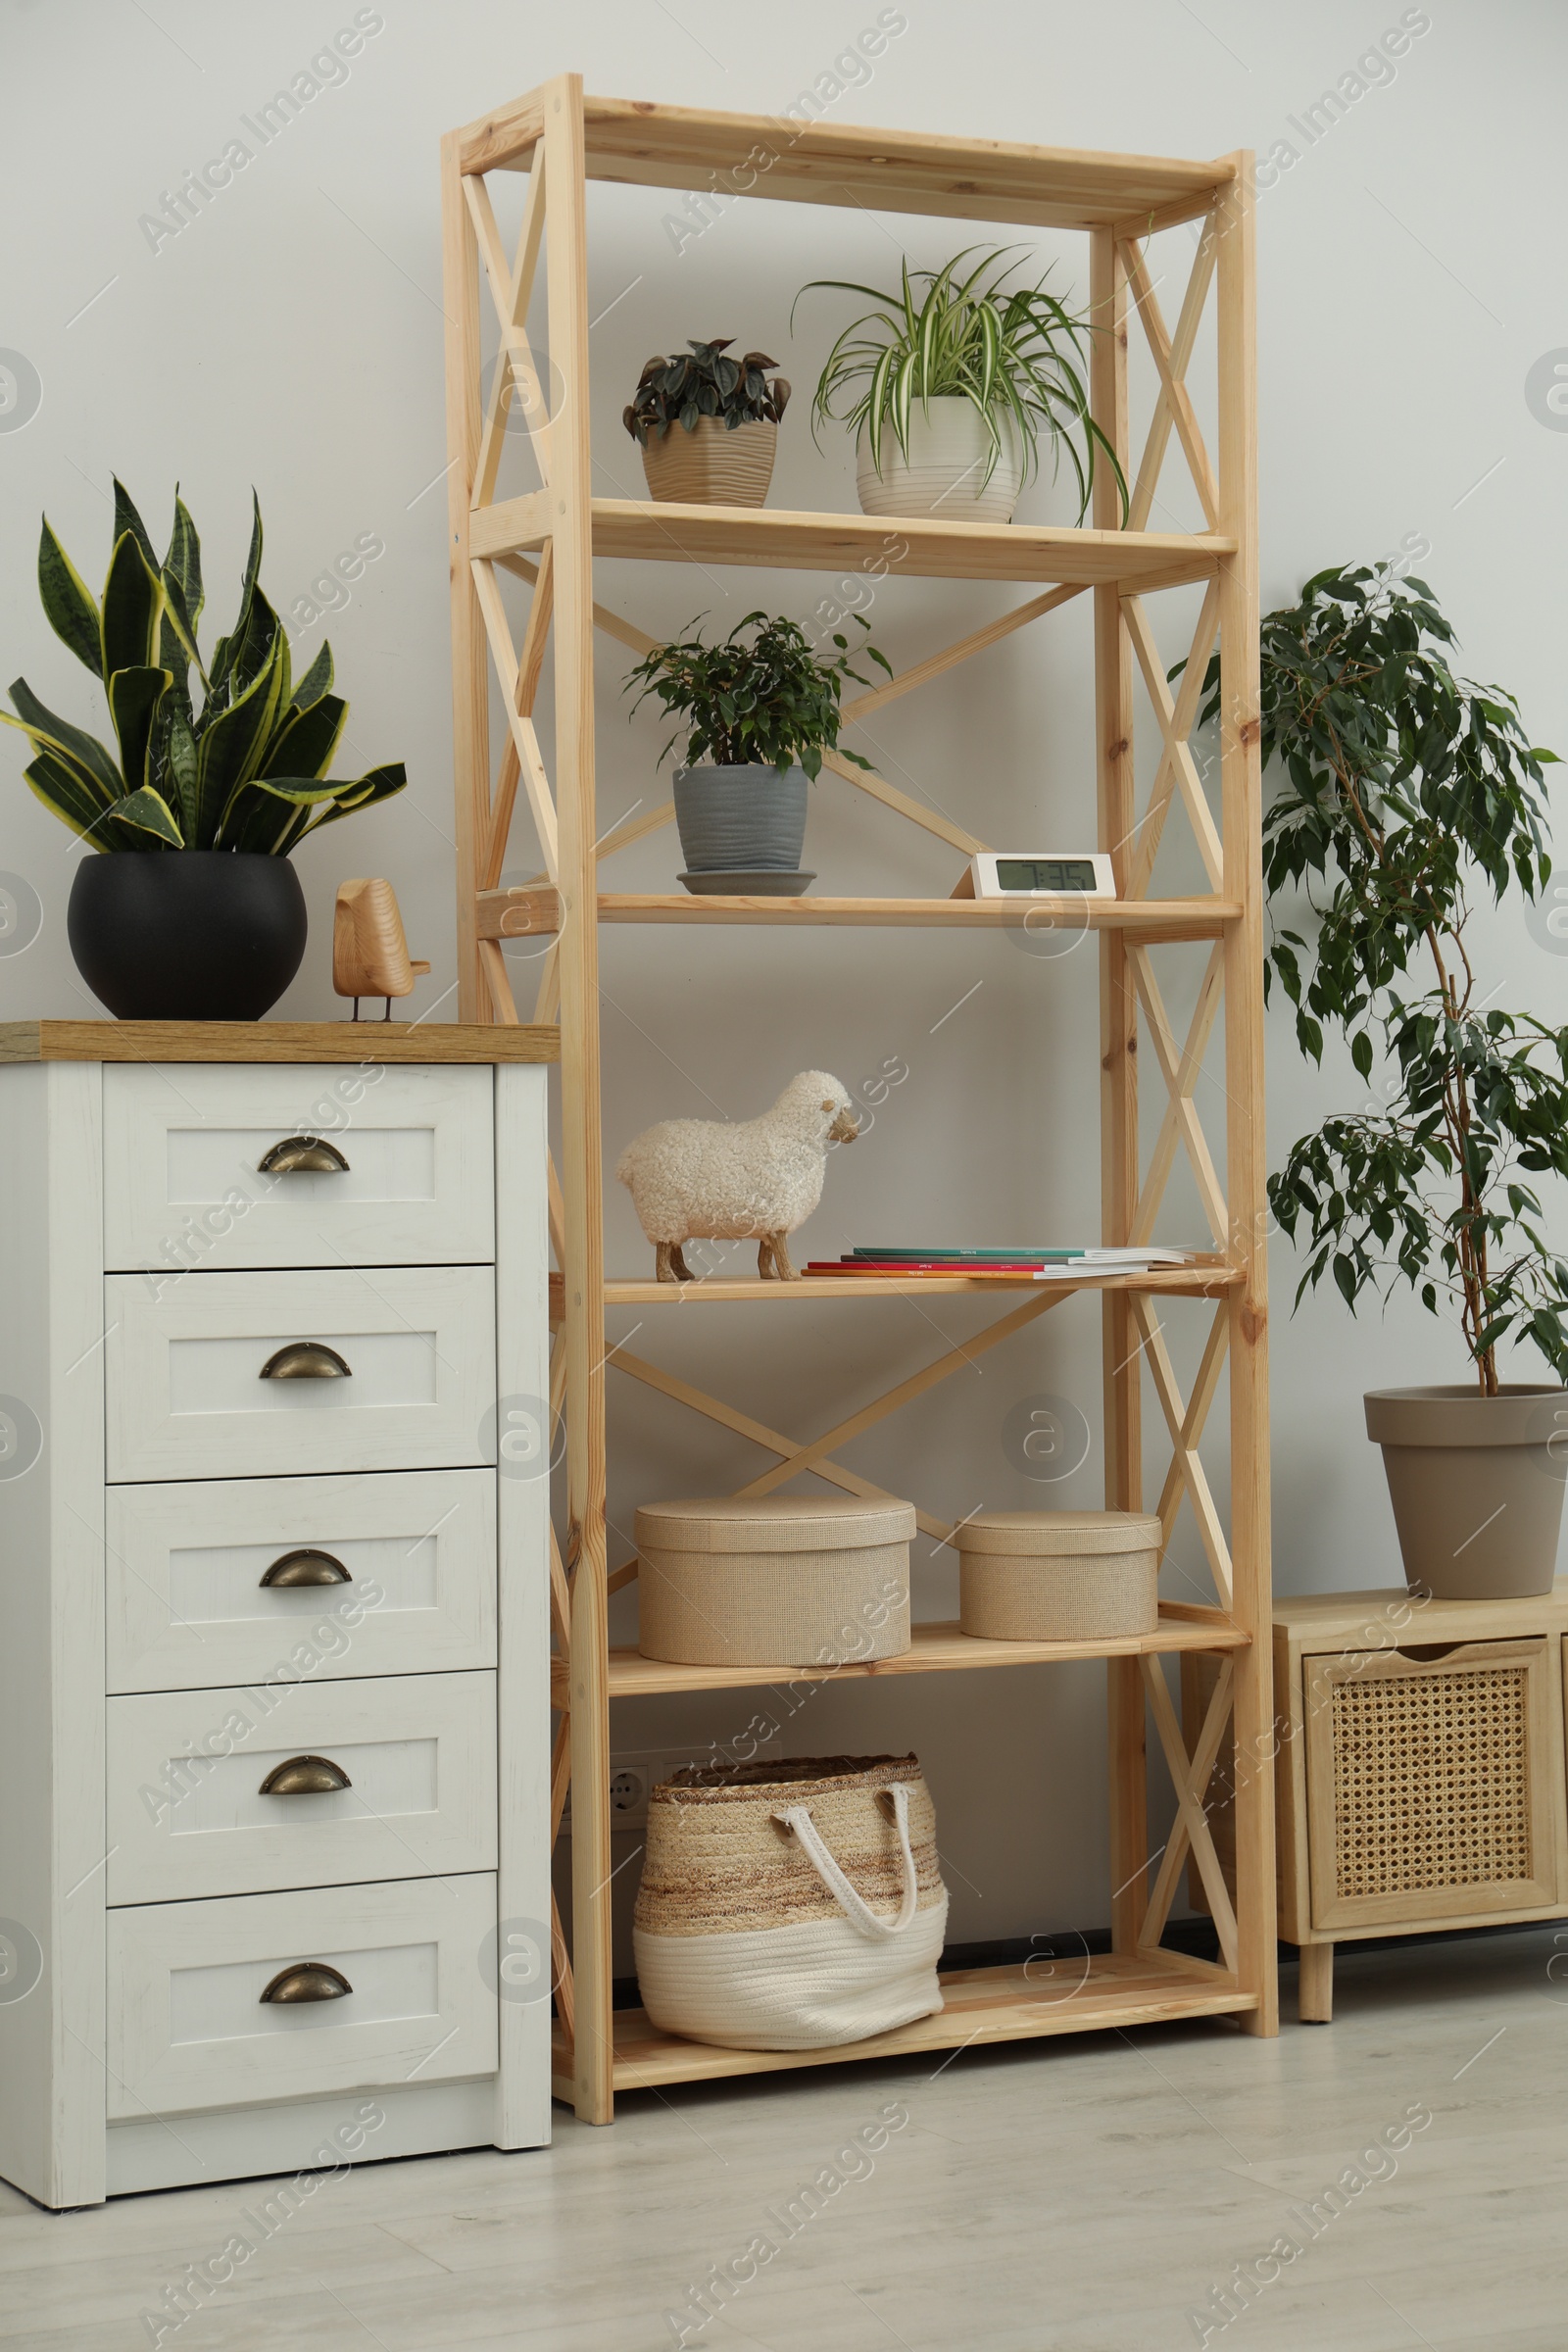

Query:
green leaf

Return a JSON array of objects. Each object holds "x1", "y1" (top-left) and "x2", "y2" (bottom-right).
[
  {"x1": 164, "y1": 491, "x2": 204, "y2": 630},
  {"x1": 37, "y1": 518, "x2": 103, "y2": 676},
  {"x1": 158, "y1": 567, "x2": 207, "y2": 692},
  {"x1": 166, "y1": 703, "x2": 200, "y2": 843},
  {"x1": 111, "y1": 478, "x2": 160, "y2": 574},
  {"x1": 19, "y1": 749, "x2": 124, "y2": 845},
  {"x1": 1350, "y1": 1031, "x2": 1373, "y2": 1081},
  {"x1": 287, "y1": 639, "x2": 334, "y2": 713},
  {"x1": 196, "y1": 631, "x2": 286, "y2": 827},
  {"x1": 209, "y1": 492, "x2": 264, "y2": 696},
  {"x1": 258, "y1": 693, "x2": 346, "y2": 782},
  {"x1": 108, "y1": 784, "x2": 183, "y2": 848},
  {"x1": 100, "y1": 530, "x2": 166, "y2": 682},
  {"x1": 106, "y1": 664, "x2": 172, "y2": 793},
  {"x1": 4, "y1": 678, "x2": 123, "y2": 802},
  {"x1": 221, "y1": 762, "x2": 407, "y2": 855},
  {"x1": 290, "y1": 760, "x2": 407, "y2": 832}
]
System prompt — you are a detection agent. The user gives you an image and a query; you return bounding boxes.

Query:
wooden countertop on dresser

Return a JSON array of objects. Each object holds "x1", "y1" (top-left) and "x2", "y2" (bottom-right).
[{"x1": 0, "y1": 1019, "x2": 560, "y2": 1064}]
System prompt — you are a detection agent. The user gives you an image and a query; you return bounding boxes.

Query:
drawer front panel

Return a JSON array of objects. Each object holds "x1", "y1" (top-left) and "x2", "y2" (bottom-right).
[
  {"x1": 107, "y1": 1470, "x2": 496, "y2": 1693},
  {"x1": 1304, "y1": 1636, "x2": 1567, "y2": 1932},
  {"x1": 105, "y1": 1266, "x2": 496, "y2": 1481},
  {"x1": 107, "y1": 1670, "x2": 497, "y2": 1903},
  {"x1": 103, "y1": 1063, "x2": 495, "y2": 1271},
  {"x1": 107, "y1": 1874, "x2": 498, "y2": 2119}
]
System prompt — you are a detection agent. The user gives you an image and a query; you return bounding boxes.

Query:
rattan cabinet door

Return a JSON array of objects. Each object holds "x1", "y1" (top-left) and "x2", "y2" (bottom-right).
[{"x1": 1303, "y1": 1638, "x2": 1567, "y2": 1934}]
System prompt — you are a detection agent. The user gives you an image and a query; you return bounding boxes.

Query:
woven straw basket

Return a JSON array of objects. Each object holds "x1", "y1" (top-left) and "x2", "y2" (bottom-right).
[
  {"x1": 633, "y1": 1755, "x2": 948, "y2": 2050},
  {"x1": 636, "y1": 1494, "x2": 913, "y2": 1667},
  {"x1": 957, "y1": 1510, "x2": 1162, "y2": 1641}
]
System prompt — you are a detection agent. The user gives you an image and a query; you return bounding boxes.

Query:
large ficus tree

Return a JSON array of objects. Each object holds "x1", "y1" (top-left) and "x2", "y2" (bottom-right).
[
  {"x1": 3, "y1": 480, "x2": 404, "y2": 854},
  {"x1": 1200, "y1": 563, "x2": 1568, "y2": 1394}
]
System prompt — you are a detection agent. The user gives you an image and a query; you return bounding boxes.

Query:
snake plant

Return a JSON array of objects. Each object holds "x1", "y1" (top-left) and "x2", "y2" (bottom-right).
[
  {"x1": 3, "y1": 481, "x2": 405, "y2": 854},
  {"x1": 795, "y1": 244, "x2": 1127, "y2": 518}
]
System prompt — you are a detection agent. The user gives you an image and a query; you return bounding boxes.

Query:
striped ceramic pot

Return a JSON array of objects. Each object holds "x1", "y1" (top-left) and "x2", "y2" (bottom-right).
[{"x1": 857, "y1": 396, "x2": 1024, "y2": 524}]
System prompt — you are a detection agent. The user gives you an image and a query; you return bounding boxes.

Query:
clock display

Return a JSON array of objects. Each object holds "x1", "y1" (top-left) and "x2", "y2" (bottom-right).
[{"x1": 995, "y1": 857, "x2": 1101, "y2": 893}]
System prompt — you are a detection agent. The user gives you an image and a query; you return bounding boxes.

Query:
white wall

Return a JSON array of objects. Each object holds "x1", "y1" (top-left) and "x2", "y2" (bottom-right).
[{"x1": 4, "y1": 0, "x2": 1566, "y2": 1956}]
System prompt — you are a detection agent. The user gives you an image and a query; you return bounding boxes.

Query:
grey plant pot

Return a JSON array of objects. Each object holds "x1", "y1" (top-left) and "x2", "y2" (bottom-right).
[
  {"x1": 672, "y1": 763, "x2": 808, "y2": 873},
  {"x1": 1364, "y1": 1384, "x2": 1568, "y2": 1599}
]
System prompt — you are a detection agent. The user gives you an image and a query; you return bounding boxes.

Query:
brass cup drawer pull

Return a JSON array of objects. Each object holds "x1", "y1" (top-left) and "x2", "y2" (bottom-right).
[
  {"x1": 257, "y1": 1136, "x2": 350, "y2": 1176},
  {"x1": 259, "y1": 1547, "x2": 352, "y2": 1589},
  {"x1": 259, "y1": 1342, "x2": 352, "y2": 1381},
  {"x1": 259, "y1": 1961, "x2": 353, "y2": 2005},
  {"x1": 259, "y1": 1754, "x2": 353, "y2": 1796}
]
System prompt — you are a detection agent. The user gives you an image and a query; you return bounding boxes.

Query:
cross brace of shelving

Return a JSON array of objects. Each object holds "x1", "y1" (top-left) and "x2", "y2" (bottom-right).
[{"x1": 441, "y1": 77, "x2": 1273, "y2": 2122}]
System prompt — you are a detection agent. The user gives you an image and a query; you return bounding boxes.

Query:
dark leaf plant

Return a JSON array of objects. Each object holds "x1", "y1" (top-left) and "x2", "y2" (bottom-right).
[
  {"x1": 623, "y1": 610, "x2": 891, "y2": 778},
  {"x1": 4, "y1": 481, "x2": 405, "y2": 855},
  {"x1": 1196, "y1": 563, "x2": 1567, "y2": 1395},
  {"x1": 795, "y1": 244, "x2": 1128, "y2": 517},
  {"x1": 623, "y1": 340, "x2": 791, "y2": 443}
]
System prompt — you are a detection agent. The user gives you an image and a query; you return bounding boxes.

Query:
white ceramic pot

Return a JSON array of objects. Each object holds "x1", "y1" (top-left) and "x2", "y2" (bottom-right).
[{"x1": 856, "y1": 397, "x2": 1024, "y2": 524}]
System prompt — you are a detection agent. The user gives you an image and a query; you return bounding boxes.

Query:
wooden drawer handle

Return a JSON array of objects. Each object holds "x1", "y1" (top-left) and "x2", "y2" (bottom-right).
[
  {"x1": 259, "y1": 1754, "x2": 353, "y2": 1795},
  {"x1": 260, "y1": 1547, "x2": 352, "y2": 1589},
  {"x1": 259, "y1": 1342, "x2": 352, "y2": 1381},
  {"x1": 259, "y1": 1961, "x2": 353, "y2": 2005},
  {"x1": 258, "y1": 1136, "x2": 350, "y2": 1175}
]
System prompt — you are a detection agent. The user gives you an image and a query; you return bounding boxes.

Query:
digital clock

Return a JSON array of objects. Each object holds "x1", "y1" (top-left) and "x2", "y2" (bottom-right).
[{"x1": 968, "y1": 852, "x2": 1115, "y2": 899}]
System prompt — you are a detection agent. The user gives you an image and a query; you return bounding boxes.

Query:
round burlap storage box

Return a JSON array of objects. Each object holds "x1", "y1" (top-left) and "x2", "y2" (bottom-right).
[
  {"x1": 957, "y1": 1510, "x2": 1162, "y2": 1641},
  {"x1": 636, "y1": 1494, "x2": 913, "y2": 1667}
]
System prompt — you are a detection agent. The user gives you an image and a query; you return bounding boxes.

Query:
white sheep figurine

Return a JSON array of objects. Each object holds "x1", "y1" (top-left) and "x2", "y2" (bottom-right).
[{"x1": 616, "y1": 1071, "x2": 859, "y2": 1282}]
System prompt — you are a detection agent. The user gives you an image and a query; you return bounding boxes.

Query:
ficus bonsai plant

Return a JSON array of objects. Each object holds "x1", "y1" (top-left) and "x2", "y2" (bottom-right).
[
  {"x1": 624, "y1": 340, "x2": 791, "y2": 510},
  {"x1": 3, "y1": 480, "x2": 405, "y2": 1018},
  {"x1": 795, "y1": 244, "x2": 1128, "y2": 527},
  {"x1": 1200, "y1": 561, "x2": 1568, "y2": 1597},
  {"x1": 623, "y1": 610, "x2": 890, "y2": 888}
]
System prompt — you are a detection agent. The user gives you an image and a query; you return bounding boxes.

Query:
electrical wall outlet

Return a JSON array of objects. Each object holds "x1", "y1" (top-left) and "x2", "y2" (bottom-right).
[{"x1": 562, "y1": 1734, "x2": 784, "y2": 1836}]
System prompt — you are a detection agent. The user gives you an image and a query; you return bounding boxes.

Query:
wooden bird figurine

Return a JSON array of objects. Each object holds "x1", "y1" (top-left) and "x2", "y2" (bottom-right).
[{"x1": 332, "y1": 879, "x2": 430, "y2": 1021}]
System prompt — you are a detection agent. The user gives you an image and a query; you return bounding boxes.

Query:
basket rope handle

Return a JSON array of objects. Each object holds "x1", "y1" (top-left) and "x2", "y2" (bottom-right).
[{"x1": 772, "y1": 1782, "x2": 921, "y2": 1940}]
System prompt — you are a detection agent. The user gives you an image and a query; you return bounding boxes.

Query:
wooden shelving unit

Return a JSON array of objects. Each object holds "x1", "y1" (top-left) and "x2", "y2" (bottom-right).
[{"x1": 441, "y1": 78, "x2": 1275, "y2": 2124}]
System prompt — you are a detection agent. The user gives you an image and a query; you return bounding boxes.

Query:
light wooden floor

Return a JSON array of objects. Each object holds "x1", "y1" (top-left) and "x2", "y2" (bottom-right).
[{"x1": 4, "y1": 1931, "x2": 1566, "y2": 2350}]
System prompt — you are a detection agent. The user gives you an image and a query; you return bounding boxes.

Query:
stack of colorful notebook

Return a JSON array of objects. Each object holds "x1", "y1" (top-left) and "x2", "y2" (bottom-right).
[{"x1": 804, "y1": 1246, "x2": 1202, "y2": 1280}]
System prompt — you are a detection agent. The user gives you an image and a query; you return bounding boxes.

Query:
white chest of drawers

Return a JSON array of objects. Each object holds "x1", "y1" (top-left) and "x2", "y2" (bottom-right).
[{"x1": 0, "y1": 1020, "x2": 557, "y2": 2206}]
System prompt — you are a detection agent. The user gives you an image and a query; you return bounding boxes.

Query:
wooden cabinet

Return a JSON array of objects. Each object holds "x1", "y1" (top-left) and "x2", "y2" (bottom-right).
[
  {"x1": 0, "y1": 1023, "x2": 556, "y2": 2205},
  {"x1": 1198, "y1": 1590, "x2": 1568, "y2": 2022}
]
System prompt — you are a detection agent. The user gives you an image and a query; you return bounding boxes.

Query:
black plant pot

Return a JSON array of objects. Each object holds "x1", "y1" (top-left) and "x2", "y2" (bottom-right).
[{"x1": 68, "y1": 852, "x2": 309, "y2": 1020}]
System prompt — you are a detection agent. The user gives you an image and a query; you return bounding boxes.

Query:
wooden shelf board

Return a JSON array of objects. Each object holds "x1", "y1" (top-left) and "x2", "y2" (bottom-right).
[
  {"x1": 463, "y1": 94, "x2": 1233, "y2": 236},
  {"x1": 480, "y1": 889, "x2": 1238, "y2": 941},
  {"x1": 574, "y1": 1264, "x2": 1240, "y2": 1309},
  {"x1": 0, "y1": 1020, "x2": 560, "y2": 1066},
  {"x1": 551, "y1": 1950, "x2": 1255, "y2": 2098},
  {"x1": 469, "y1": 495, "x2": 1233, "y2": 588},
  {"x1": 591, "y1": 1611, "x2": 1248, "y2": 1703}
]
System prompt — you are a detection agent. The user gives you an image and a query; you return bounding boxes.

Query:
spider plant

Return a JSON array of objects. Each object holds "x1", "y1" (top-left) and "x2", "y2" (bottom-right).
[{"x1": 794, "y1": 244, "x2": 1127, "y2": 518}]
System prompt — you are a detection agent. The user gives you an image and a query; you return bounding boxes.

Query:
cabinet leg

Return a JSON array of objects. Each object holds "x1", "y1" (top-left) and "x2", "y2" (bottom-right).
[{"x1": 1298, "y1": 1941, "x2": 1333, "y2": 2024}]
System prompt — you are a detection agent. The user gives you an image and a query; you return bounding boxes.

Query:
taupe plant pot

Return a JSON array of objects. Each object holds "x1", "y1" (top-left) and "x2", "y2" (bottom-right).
[
  {"x1": 640, "y1": 417, "x2": 776, "y2": 507},
  {"x1": 1364, "y1": 1385, "x2": 1568, "y2": 1600}
]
